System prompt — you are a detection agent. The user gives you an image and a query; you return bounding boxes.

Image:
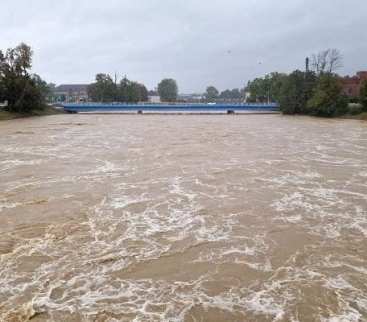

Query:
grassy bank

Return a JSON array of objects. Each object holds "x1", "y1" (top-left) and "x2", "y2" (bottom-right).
[{"x1": 0, "y1": 106, "x2": 65, "y2": 121}]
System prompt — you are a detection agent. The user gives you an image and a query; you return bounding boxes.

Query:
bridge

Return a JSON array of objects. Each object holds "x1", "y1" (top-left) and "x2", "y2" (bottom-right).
[{"x1": 61, "y1": 103, "x2": 280, "y2": 114}]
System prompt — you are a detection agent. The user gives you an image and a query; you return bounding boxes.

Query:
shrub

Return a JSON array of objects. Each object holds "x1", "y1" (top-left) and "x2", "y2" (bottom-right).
[
  {"x1": 306, "y1": 74, "x2": 348, "y2": 117},
  {"x1": 348, "y1": 103, "x2": 363, "y2": 115}
]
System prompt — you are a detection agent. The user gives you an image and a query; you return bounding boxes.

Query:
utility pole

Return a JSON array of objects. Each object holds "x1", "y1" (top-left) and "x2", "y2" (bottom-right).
[{"x1": 305, "y1": 57, "x2": 310, "y2": 73}]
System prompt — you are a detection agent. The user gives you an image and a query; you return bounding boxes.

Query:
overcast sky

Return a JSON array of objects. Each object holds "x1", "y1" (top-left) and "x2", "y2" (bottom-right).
[{"x1": 1, "y1": 0, "x2": 366, "y2": 93}]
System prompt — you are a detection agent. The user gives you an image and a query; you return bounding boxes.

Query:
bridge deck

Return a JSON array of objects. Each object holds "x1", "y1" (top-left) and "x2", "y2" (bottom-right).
[{"x1": 62, "y1": 103, "x2": 280, "y2": 114}]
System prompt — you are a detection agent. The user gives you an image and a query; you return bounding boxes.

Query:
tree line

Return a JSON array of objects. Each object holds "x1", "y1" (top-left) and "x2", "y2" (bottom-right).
[
  {"x1": 88, "y1": 75, "x2": 180, "y2": 103},
  {"x1": 245, "y1": 49, "x2": 367, "y2": 117},
  {"x1": 88, "y1": 74, "x2": 148, "y2": 103},
  {"x1": 0, "y1": 43, "x2": 50, "y2": 113},
  {"x1": 204, "y1": 86, "x2": 243, "y2": 102}
]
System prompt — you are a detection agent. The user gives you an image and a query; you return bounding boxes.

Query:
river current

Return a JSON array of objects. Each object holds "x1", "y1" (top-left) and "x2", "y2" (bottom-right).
[{"x1": 0, "y1": 114, "x2": 366, "y2": 321}]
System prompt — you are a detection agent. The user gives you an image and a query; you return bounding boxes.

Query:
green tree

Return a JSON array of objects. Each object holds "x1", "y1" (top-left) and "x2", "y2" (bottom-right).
[
  {"x1": 230, "y1": 88, "x2": 241, "y2": 100},
  {"x1": 31, "y1": 74, "x2": 51, "y2": 100},
  {"x1": 117, "y1": 77, "x2": 148, "y2": 103},
  {"x1": 127, "y1": 82, "x2": 147, "y2": 103},
  {"x1": 219, "y1": 88, "x2": 242, "y2": 101},
  {"x1": 220, "y1": 89, "x2": 232, "y2": 100},
  {"x1": 158, "y1": 78, "x2": 178, "y2": 102},
  {"x1": 246, "y1": 72, "x2": 287, "y2": 103},
  {"x1": 205, "y1": 86, "x2": 219, "y2": 101},
  {"x1": 306, "y1": 74, "x2": 348, "y2": 117},
  {"x1": 360, "y1": 80, "x2": 367, "y2": 111},
  {"x1": 88, "y1": 74, "x2": 117, "y2": 102},
  {"x1": 278, "y1": 70, "x2": 317, "y2": 114},
  {"x1": 0, "y1": 43, "x2": 45, "y2": 113},
  {"x1": 137, "y1": 83, "x2": 148, "y2": 102}
]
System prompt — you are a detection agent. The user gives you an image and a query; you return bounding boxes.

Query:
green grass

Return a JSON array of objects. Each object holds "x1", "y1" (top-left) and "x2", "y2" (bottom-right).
[{"x1": 0, "y1": 106, "x2": 65, "y2": 121}]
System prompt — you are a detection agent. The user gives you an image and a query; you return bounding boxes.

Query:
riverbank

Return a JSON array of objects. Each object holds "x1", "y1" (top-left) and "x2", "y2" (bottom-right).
[
  {"x1": 0, "y1": 106, "x2": 65, "y2": 121},
  {"x1": 341, "y1": 112, "x2": 367, "y2": 121}
]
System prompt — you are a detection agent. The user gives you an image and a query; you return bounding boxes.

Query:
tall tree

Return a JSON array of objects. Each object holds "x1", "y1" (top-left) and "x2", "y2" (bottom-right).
[
  {"x1": 219, "y1": 88, "x2": 242, "y2": 101},
  {"x1": 205, "y1": 86, "x2": 219, "y2": 101},
  {"x1": 246, "y1": 72, "x2": 287, "y2": 103},
  {"x1": 311, "y1": 49, "x2": 343, "y2": 75},
  {"x1": 88, "y1": 74, "x2": 117, "y2": 102},
  {"x1": 117, "y1": 77, "x2": 148, "y2": 103},
  {"x1": 158, "y1": 79, "x2": 178, "y2": 102},
  {"x1": 31, "y1": 74, "x2": 51, "y2": 100},
  {"x1": 0, "y1": 43, "x2": 45, "y2": 113},
  {"x1": 278, "y1": 70, "x2": 317, "y2": 114}
]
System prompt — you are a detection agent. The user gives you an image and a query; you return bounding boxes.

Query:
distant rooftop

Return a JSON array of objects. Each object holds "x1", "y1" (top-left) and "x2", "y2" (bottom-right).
[{"x1": 54, "y1": 84, "x2": 89, "y2": 92}]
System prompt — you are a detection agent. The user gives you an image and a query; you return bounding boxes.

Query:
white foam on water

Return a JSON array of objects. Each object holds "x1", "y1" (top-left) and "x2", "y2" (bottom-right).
[
  {"x1": 324, "y1": 276, "x2": 354, "y2": 290},
  {"x1": 0, "y1": 159, "x2": 44, "y2": 170},
  {"x1": 242, "y1": 259, "x2": 273, "y2": 272},
  {"x1": 110, "y1": 196, "x2": 150, "y2": 209},
  {"x1": 244, "y1": 292, "x2": 285, "y2": 320},
  {"x1": 321, "y1": 309, "x2": 362, "y2": 322},
  {"x1": 0, "y1": 199, "x2": 21, "y2": 212},
  {"x1": 272, "y1": 192, "x2": 317, "y2": 213}
]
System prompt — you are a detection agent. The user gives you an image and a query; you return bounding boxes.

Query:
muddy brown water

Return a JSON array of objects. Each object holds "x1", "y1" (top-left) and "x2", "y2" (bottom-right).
[{"x1": 0, "y1": 114, "x2": 366, "y2": 322}]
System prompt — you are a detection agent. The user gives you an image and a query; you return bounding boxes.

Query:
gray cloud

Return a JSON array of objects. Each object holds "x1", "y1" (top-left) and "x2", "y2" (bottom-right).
[{"x1": 1, "y1": 0, "x2": 366, "y2": 92}]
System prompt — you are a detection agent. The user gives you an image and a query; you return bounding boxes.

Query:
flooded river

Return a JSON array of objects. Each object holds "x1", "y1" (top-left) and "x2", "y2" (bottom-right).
[{"x1": 0, "y1": 114, "x2": 366, "y2": 322}]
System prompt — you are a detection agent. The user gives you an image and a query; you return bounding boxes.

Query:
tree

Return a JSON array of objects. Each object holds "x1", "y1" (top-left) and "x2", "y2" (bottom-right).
[
  {"x1": 117, "y1": 77, "x2": 148, "y2": 103},
  {"x1": 31, "y1": 74, "x2": 51, "y2": 100},
  {"x1": 246, "y1": 72, "x2": 287, "y2": 103},
  {"x1": 205, "y1": 86, "x2": 219, "y2": 101},
  {"x1": 0, "y1": 43, "x2": 46, "y2": 113},
  {"x1": 158, "y1": 78, "x2": 178, "y2": 102},
  {"x1": 278, "y1": 70, "x2": 317, "y2": 114},
  {"x1": 138, "y1": 83, "x2": 148, "y2": 101},
  {"x1": 311, "y1": 49, "x2": 343, "y2": 75},
  {"x1": 306, "y1": 74, "x2": 348, "y2": 117},
  {"x1": 359, "y1": 80, "x2": 367, "y2": 111},
  {"x1": 219, "y1": 88, "x2": 242, "y2": 101},
  {"x1": 88, "y1": 73, "x2": 117, "y2": 102},
  {"x1": 127, "y1": 82, "x2": 148, "y2": 103},
  {"x1": 230, "y1": 88, "x2": 241, "y2": 100}
]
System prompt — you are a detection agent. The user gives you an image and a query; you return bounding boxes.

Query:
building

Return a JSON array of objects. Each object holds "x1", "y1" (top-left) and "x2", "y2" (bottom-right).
[
  {"x1": 178, "y1": 93, "x2": 204, "y2": 103},
  {"x1": 148, "y1": 95, "x2": 161, "y2": 103},
  {"x1": 341, "y1": 71, "x2": 367, "y2": 97},
  {"x1": 53, "y1": 84, "x2": 89, "y2": 102}
]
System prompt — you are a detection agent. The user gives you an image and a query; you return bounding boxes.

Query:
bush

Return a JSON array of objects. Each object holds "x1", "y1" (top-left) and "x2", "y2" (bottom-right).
[
  {"x1": 348, "y1": 97, "x2": 360, "y2": 104},
  {"x1": 306, "y1": 74, "x2": 348, "y2": 117},
  {"x1": 348, "y1": 103, "x2": 363, "y2": 115}
]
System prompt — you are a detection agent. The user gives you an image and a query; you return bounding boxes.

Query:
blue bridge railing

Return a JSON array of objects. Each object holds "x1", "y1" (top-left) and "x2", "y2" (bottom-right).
[{"x1": 61, "y1": 102, "x2": 280, "y2": 113}]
